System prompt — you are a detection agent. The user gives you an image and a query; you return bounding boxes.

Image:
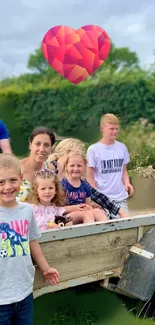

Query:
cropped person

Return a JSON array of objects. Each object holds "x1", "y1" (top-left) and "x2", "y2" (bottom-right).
[{"x1": 0, "y1": 120, "x2": 12, "y2": 153}]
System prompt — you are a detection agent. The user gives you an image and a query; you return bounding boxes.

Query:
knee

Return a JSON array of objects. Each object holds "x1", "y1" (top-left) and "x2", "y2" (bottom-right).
[
  {"x1": 94, "y1": 208, "x2": 101, "y2": 212},
  {"x1": 84, "y1": 211, "x2": 95, "y2": 222}
]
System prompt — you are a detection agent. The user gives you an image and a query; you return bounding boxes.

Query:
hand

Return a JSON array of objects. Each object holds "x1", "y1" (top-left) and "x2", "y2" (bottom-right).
[
  {"x1": 119, "y1": 208, "x2": 128, "y2": 218},
  {"x1": 43, "y1": 267, "x2": 59, "y2": 285},
  {"x1": 80, "y1": 204, "x2": 93, "y2": 210},
  {"x1": 125, "y1": 182, "x2": 134, "y2": 197},
  {"x1": 91, "y1": 203, "x2": 101, "y2": 209},
  {"x1": 76, "y1": 204, "x2": 92, "y2": 211}
]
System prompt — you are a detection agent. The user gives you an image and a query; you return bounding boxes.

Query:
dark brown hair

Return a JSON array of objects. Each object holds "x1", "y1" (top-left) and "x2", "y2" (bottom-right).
[{"x1": 29, "y1": 127, "x2": 56, "y2": 146}]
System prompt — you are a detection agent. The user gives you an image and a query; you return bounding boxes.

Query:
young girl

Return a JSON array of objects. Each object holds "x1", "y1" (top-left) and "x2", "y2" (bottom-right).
[
  {"x1": 28, "y1": 169, "x2": 97, "y2": 231},
  {"x1": 61, "y1": 152, "x2": 108, "y2": 223}
]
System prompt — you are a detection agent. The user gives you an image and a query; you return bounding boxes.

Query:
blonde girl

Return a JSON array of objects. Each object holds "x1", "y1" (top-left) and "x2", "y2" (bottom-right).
[
  {"x1": 61, "y1": 151, "x2": 108, "y2": 223},
  {"x1": 28, "y1": 168, "x2": 95, "y2": 231}
]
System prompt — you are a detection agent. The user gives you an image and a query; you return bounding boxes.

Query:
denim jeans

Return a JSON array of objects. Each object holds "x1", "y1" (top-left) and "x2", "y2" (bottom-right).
[{"x1": 0, "y1": 293, "x2": 34, "y2": 325}]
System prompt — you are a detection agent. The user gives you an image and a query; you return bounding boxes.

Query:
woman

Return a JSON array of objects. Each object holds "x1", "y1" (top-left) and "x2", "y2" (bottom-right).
[{"x1": 17, "y1": 126, "x2": 55, "y2": 202}]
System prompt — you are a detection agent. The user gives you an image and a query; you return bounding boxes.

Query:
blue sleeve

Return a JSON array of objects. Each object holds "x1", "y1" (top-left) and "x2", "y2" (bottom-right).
[
  {"x1": 83, "y1": 180, "x2": 92, "y2": 198},
  {"x1": 0, "y1": 121, "x2": 9, "y2": 140}
]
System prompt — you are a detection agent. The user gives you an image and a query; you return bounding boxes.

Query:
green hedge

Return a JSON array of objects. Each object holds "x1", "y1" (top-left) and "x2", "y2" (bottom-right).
[
  {"x1": 0, "y1": 97, "x2": 28, "y2": 155},
  {"x1": 0, "y1": 72, "x2": 155, "y2": 155}
]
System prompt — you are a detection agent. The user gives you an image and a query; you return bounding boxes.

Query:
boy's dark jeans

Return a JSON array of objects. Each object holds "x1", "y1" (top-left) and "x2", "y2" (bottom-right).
[{"x1": 0, "y1": 293, "x2": 33, "y2": 325}]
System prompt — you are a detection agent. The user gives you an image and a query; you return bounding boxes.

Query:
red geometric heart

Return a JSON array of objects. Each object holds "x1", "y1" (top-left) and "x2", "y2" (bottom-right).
[{"x1": 42, "y1": 25, "x2": 111, "y2": 84}]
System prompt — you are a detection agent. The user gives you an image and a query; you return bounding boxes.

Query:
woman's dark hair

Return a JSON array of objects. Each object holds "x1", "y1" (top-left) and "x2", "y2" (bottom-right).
[{"x1": 29, "y1": 126, "x2": 56, "y2": 146}]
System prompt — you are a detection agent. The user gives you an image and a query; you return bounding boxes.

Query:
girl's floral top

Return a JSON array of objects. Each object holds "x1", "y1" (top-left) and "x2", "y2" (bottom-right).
[
  {"x1": 16, "y1": 162, "x2": 49, "y2": 202},
  {"x1": 16, "y1": 180, "x2": 32, "y2": 202}
]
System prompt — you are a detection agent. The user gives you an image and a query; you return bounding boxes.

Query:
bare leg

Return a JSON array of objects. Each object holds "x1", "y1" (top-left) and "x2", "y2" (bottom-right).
[
  {"x1": 83, "y1": 211, "x2": 95, "y2": 224},
  {"x1": 93, "y1": 208, "x2": 108, "y2": 222},
  {"x1": 67, "y1": 211, "x2": 95, "y2": 224}
]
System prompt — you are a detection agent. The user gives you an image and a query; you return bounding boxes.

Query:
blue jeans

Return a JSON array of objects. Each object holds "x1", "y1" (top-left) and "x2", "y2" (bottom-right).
[{"x1": 0, "y1": 293, "x2": 34, "y2": 325}]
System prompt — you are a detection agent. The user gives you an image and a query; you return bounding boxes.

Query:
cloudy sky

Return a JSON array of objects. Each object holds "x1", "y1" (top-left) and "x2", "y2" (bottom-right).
[{"x1": 0, "y1": 0, "x2": 155, "y2": 79}]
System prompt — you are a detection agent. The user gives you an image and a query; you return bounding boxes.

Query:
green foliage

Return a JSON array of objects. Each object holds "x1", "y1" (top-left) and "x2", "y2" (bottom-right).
[
  {"x1": 0, "y1": 74, "x2": 41, "y2": 88},
  {"x1": 26, "y1": 41, "x2": 140, "y2": 76},
  {"x1": 0, "y1": 70, "x2": 155, "y2": 156},
  {"x1": 0, "y1": 40, "x2": 154, "y2": 163},
  {"x1": 118, "y1": 122, "x2": 155, "y2": 152},
  {"x1": 118, "y1": 122, "x2": 155, "y2": 170},
  {"x1": 96, "y1": 42, "x2": 139, "y2": 75},
  {"x1": 49, "y1": 305, "x2": 97, "y2": 325},
  {"x1": 27, "y1": 47, "x2": 48, "y2": 74},
  {"x1": 6, "y1": 73, "x2": 155, "y2": 139},
  {"x1": 0, "y1": 41, "x2": 142, "y2": 90},
  {"x1": 128, "y1": 147, "x2": 155, "y2": 170},
  {"x1": 0, "y1": 96, "x2": 28, "y2": 155}
]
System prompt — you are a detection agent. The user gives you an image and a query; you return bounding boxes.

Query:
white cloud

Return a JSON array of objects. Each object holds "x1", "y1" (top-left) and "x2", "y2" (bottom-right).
[
  {"x1": 0, "y1": 0, "x2": 155, "y2": 79},
  {"x1": 125, "y1": 23, "x2": 145, "y2": 35}
]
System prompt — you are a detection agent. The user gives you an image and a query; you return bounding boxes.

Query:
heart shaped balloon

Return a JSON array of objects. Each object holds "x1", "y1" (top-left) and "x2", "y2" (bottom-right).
[{"x1": 42, "y1": 25, "x2": 111, "y2": 84}]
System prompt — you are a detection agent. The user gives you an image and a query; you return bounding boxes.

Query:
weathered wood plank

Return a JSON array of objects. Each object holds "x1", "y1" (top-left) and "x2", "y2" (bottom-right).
[
  {"x1": 34, "y1": 268, "x2": 120, "y2": 298},
  {"x1": 39, "y1": 214, "x2": 155, "y2": 243},
  {"x1": 33, "y1": 214, "x2": 155, "y2": 297},
  {"x1": 34, "y1": 228, "x2": 137, "y2": 290},
  {"x1": 34, "y1": 246, "x2": 130, "y2": 290}
]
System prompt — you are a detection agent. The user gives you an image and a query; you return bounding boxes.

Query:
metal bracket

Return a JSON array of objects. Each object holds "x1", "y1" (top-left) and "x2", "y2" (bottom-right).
[{"x1": 130, "y1": 245, "x2": 154, "y2": 259}]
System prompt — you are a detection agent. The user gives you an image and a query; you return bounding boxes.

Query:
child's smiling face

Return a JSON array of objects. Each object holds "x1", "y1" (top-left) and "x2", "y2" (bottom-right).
[
  {"x1": 66, "y1": 155, "x2": 85, "y2": 180},
  {"x1": 0, "y1": 168, "x2": 22, "y2": 207}
]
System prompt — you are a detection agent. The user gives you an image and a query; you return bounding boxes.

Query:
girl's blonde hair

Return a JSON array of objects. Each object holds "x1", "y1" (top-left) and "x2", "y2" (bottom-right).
[
  {"x1": 27, "y1": 169, "x2": 66, "y2": 206},
  {"x1": 47, "y1": 138, "x2": 86, "y2": 163},
  {"x1": 64, "y1": 151, "x2": 87, "y2": 176}
]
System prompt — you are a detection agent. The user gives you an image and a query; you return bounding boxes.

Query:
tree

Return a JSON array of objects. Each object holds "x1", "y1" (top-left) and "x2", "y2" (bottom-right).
[
  {"x1": 147, "y1": 51, "x2": 155, "y2": 80},
  {"x1": 27, "y1": 42, "x2": 140, "y2": 76},
  {"x1": 27, "y1": 47, "x2": 49, "y2": 74},
  {"x1": 104, "y1": 42, "x2": 139, "y2": 70}
]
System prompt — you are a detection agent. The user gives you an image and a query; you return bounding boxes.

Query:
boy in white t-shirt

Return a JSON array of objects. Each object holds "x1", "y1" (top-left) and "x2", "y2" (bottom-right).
[{"x1": 86, "y1": 113, "x2": 134, "y2": 218}]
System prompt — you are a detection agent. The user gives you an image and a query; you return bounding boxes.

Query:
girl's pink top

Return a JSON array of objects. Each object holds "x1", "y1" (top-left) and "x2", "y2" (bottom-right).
[{"x1": 31, "y1": 204, "x2": 65, "y2": 231}]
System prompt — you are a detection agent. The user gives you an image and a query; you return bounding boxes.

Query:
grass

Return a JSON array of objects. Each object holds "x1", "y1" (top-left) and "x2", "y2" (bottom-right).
[
  {"x1": 121, "y1": 295, "x2": 155, "y2": 321},
  {"x1": 49, "y1": 304, "x2": 97, "y2": 325}
]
